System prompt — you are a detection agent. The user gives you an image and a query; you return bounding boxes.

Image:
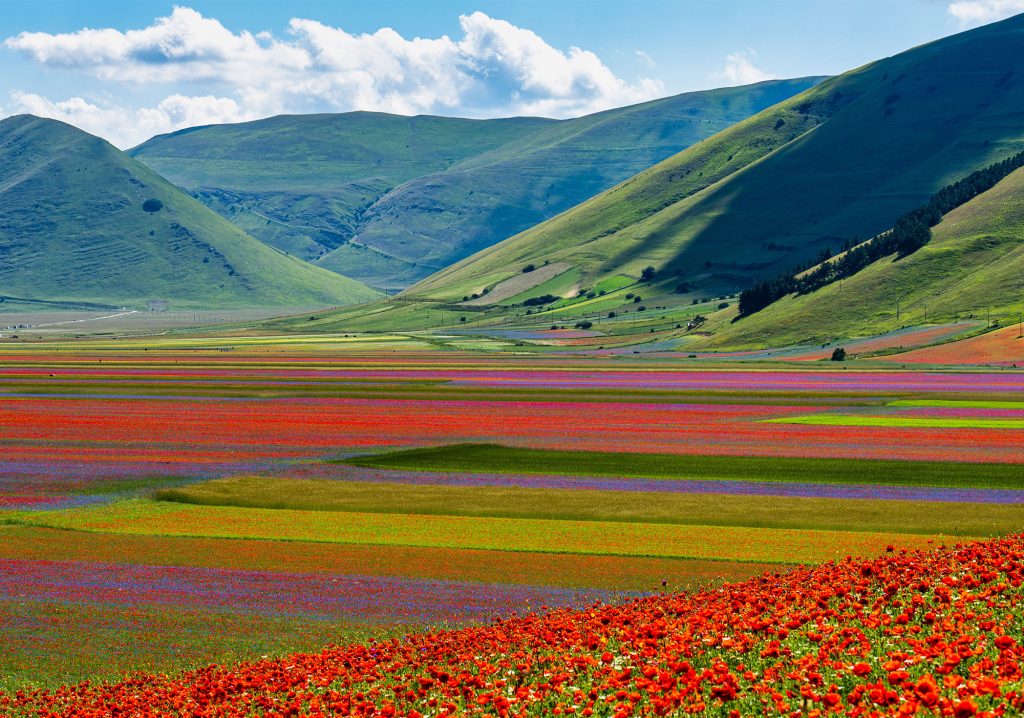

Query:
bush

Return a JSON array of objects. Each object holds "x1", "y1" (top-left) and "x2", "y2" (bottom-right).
[
  {"x1": 718, "y1": 302, "x2": 730, "y2": 309},
  {"x1": 142, "y1": 198, "x2": 163, "y2": 213},
  {"x1": 633, "y1": 296, "x2": 642, "y2": 303},
  {"x1": 523, "y1": 294, "x2": 558, "y2": 307},
  {"x1": 522, "y1": 264, "x2": 536, "y2": 273},
  {"x1": 831, "y1": 347, "x2": 847, "y2": 362},
  {"x1": 637, "y1": 306, "x2": 646, "y2": 312},
  {"x1": 641, "y1": 266, "x2": 656, "y2": 281},
  {"x1": 574, "y1": 320, "x2": 593, "y2": 330},
  {"x1": 607, "y1": 311, "x2": 616, "y2": 318},
  {"x1": 675, "y1": 282, "x2": 691, "y2": 294}
]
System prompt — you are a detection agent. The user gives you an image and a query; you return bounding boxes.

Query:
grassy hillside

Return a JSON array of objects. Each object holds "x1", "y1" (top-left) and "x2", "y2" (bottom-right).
[
  {"x1": 702, "y1": 164, "x2": 1024, "y2": 349},
  {"x1": 410, "y1": 14, "x2": 1024, "y2": 306},
  {"x1": 0, "y1": 115, "x2": 377, "y2": 309},
  {"x1": 131, "y1": 80, "x2": 821, "y2": 288}
]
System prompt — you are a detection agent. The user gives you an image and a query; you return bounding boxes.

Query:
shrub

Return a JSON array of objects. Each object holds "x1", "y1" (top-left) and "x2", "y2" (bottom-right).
[
  {"x1": 522, "y1": 264, "x2": 536, "y2": 273},
  {"x1": 831, "y1": 347, "x2": 847, "y2": 362},
  {"x1": 574, "y1": 320, "x2": 593, "y2": 330},
  {"x1": 633, "y1": 296, "x2": 642, "y2": 303},
  {"x1": 641, "y1": 266, "x2": 656, "y2": 281},
  {"x1": 675, "y1": 282, "x2": 691, "y2": 294},
  {"x1": 718, "y1": 302, "x2": 730, "y2": 310},
  {"x1": 607, "y1": 311, "x2": 616, "y2": 318},
  {"x1": 523, "y1": 294, "x2": 558, "y2": 307},
  {"x1": 142, "y1": 198, "x2": 163, "y2": 213}
]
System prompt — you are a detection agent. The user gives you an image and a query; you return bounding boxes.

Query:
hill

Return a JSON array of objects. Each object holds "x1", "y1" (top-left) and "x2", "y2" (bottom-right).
[
  {"x1": 408, "y1": 14, "x2": 1024, "y2": 308},
  {"x1": 0, "y1": 115, "x2": 376, "y2": 310},
  {"x1": 703, "y1": 163, "x2": 1024, "y2": 349},
  {"x1": 130, "y1": 79, "x2": 822, "y2": 288}
]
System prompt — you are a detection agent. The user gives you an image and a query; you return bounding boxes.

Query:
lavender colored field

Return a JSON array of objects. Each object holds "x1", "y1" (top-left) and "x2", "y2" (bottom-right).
[
  {"x1": 0, "y1": 559, "x2": 628, "y2": 624},
  {"x1": 290, "y1": 463, "x2": 1024, "y2": 504}
]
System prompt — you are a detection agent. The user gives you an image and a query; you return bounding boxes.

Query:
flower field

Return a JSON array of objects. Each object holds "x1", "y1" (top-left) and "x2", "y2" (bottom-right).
[
  {"x1": 4, "y1": 535, "x2": 1024, "y2": 717},
  {"x1": 0, "y1": 341, "x2": 1022, "y2": 712}
]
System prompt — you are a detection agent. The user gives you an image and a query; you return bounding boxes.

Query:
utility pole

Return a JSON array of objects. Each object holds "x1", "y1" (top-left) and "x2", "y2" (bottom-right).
[
  {"x1": 1018, "y1": 312, "x2": 1022, "y2": 339},
  {"x1": 896, "y1": 297, "x2": 900, "y2": 323}
]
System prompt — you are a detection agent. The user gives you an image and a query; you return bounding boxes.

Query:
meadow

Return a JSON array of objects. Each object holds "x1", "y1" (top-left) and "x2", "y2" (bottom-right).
[{"x1": 0, "y1": 336, "x2": 1022, "y2": 715}]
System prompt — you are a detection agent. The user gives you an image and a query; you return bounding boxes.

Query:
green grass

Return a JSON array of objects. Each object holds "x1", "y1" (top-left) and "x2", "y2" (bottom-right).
[
  {"x1": 890, "y1": 400, "x2": 1024, "y2": 409},
  {"x1": 401, "y1": 15, "x2": 1024, "y2": 330},
  {"x1": 133, "y1": 81, "x2": 821, "y2": 288},
  {"x1": 0, "y1": 115, "x2": 376, "y2": 309},
  {"x1": 156, "y1": 476, "x2": 1024, "y2": 537},
  {"x1": 705, "y1": 164, "x2": 1024, "y2": 348},
  {"x1": 767, "y1": 414, "x2": 1024, "y2": 429},
  {"x1": 344, "y1": 443, "x2": 1024, "y2": 490}
]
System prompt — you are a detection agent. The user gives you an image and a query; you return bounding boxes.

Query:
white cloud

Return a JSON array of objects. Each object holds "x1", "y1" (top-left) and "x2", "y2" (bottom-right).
[
  {"x1": 4, "y1": 91, "x2": 254, "y2": 147},
  {"x1": 948, "y1": 0, "x2": 1024, "y2": 24},
  {"x1": 715, "y1": 50, "x2": 777, "y2": 87},
  {"x1": 634, "y1": 49, "x2": 655, "y2": 68},
  {"x1": 3, "y1": 7, "x2": 663, "y2": 146}
]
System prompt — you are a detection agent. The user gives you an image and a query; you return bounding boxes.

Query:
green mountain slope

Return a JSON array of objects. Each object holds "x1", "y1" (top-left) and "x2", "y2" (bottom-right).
[
  {"x1": 0, "y1": 115, "x2": 377, "y2": 309},
  {"x1": 702, "y1": 164, "x2": 1024, "y2": 349},
  {"x1": 131, "y1": 79, "x2": 822, "y2": 288},
  {"x1": 409, "y1": 14, "x2": 1024, "y2": 305}
]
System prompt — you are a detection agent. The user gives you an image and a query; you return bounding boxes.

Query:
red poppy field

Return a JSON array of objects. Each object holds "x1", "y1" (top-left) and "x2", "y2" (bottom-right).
[{"x1": 0, "y1": 338, "x2": 1022, "y2": 715}]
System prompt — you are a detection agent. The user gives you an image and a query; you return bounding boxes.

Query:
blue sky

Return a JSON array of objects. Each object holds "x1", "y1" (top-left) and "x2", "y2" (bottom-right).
[{"x1": 0, "y1": 0, "x2": 1019, "y2": 146}]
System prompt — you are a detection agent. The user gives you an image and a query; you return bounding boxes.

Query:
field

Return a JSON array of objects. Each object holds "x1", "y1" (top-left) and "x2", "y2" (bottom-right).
[{"x1": 0, "y1": 336, "x2": 1022, "y2": 707}]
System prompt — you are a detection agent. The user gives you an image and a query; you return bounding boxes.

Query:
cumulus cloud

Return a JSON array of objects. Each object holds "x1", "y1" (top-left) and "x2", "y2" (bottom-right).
[
  {"x1": 715, "y1": 50, "x2": 777, "y2": 87},
  {"x1": 948, "y1": 0, "x2": 1024, "y2": 25},
  {"x1": 2, "y1": 7, "x2": 662, "y2": 146},
  {"x1": 4, "y1": 91, "x2": 254, "y2": 147},
  {"x1": 717, "y1": 50, "x2": 777, "y2": 86}
]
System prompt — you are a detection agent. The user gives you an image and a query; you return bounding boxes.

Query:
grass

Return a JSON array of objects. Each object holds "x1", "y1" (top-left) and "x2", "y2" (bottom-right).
[
  {"x1": 132, "y1": 81, "x2": 820, "y2": 288},
  {"x1": 156, "y1": 475, "x2": 1024, "y2": 536},
  {"x1": 705, "y1": 165, "x2": 1024, "y2": 349},
  {"x1": 889, "y1": 400, "x2": 1024, "y2": 409},
  {"x1": 0, "y1": 115, "x2": 375, "y2": 310},
  {"x1": 767, "y1": 414, "x2": 1024, "y2": 429},
  {"x1": 7, "y1": 499, "x2": 969, "y2": 564},
  {"x1": 344, "y1": 443, "x2": 1024, "y2": 490}
]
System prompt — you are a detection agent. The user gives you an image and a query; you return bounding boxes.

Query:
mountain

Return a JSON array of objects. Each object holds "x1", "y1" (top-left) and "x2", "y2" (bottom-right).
[
  {"x1": 408, "y1": 14, "x2": 1024, "y2": 308},
  {"x1": 0, "y1": 115, "x2": 376, "y2": 310},
  {"x1": 702, "y1": 163, "x2": 1024, "y2": 349},
  {"x1": 130, "y1": 79, "x2": 823, "y2": 288}
]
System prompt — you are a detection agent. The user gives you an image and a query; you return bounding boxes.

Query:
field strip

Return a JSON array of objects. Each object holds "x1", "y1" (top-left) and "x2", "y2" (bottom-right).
[
  {"x1": 0, "y1": 526, "x2": 771, "y2": 591},
  {"x1": 156, "y1": 476, "x2": 1024, "y2": 535},
  {"x1": 345, "y1": 443, "x2": 1024, "y2": 488},
  {"x1": 765, "y1": 414, "x2": 1024, "y2": 429},
  {"x1": 889, "y1": 399, "x2": 1024, "y2": 409},
  {"x1": 6, "y1": 500, "x2": 966, "y2": 565}
]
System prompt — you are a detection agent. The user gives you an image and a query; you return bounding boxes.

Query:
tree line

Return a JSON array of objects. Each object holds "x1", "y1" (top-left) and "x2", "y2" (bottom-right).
[{"x1": 738, "y1": 148, "x2": 1024, "y2": 317}]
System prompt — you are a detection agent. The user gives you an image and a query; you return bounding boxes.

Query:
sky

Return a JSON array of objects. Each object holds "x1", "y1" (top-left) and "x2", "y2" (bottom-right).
[{"x1": 0, "y1": 0, "x2": 1020, "y2": 148}]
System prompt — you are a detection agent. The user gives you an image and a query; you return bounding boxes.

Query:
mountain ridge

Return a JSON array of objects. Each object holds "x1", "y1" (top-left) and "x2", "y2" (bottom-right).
[
  {"x1": 131, "y1": 78, "x2": 824, "y2": 288},
  {"x1": 0, "y1": 115, "x2": 377, "y2": 309}
]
